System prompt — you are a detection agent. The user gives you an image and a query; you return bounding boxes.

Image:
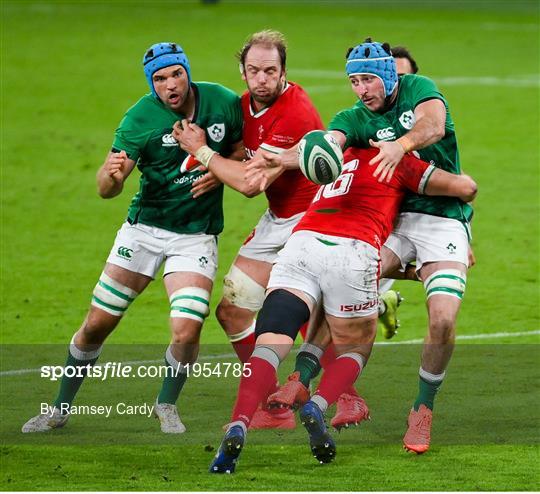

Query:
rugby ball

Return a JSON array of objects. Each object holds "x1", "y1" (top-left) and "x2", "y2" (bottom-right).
[{"x1": 298, "y1": 130, "x2": 343, "y2": 185}]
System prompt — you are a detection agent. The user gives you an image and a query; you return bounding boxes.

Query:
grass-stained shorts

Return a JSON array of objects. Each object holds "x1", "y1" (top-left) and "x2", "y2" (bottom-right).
[{"x1": 268, "y1": 230, "x2": 379, "y2": 318}]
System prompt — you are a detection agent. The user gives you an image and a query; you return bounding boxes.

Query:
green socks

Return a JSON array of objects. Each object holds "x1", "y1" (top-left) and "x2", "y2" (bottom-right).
[
  {"x1": 294, "y1": 343, "x2": 324, "y2": 387},
  {"x1": 53, "y1": 337, "x2": 101, "y2": 412},
  {"x1": 413, "y1": 367, "x2": 445, "y2": 411},
  {"x1": 157, "y1": 346, "x2": 188, "y2": 405}
]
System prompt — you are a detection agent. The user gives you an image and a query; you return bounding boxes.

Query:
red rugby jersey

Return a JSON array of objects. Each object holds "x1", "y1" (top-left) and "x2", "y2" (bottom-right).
[
  {"x1": 294, "y1": 148, "x2": 435, "y2": 249},
  {"x1": 241, "y1": 82, "x2": 323, "y2": 218}
]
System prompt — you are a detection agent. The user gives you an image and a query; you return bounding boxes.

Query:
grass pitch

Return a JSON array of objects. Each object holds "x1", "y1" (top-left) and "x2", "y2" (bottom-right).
[{"x1": 1, "y1": 0, "x2": 539, "y2": 491}]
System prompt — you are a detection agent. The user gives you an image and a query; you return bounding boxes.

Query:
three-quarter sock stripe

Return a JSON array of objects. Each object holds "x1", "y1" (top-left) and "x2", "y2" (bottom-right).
[
  {"x1": 170, "y1": 306, "x2": 206, "y2": 319},
  {"x1": 426, "y1": 286, "x2": 463, "y2": 299},
  {"x1": 170, "y1": 295, "x2": 210, "y2": 306},
  {"x1": 97, "y1": 280, "x2": 135, "y2": 303},
  {"x1": 92, "y1": 296, "x2": 127, "y2": 313}
]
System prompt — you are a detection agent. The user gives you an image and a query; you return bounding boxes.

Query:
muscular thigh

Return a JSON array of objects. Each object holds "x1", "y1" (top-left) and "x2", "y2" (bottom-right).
[{"x1": 325, "y1": 313, "x2": 378, "y2": 356}]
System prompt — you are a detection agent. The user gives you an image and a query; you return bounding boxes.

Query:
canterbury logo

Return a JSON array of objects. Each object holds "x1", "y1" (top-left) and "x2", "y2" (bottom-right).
[
  {"x1": 162, "y1": 134, "x2": 178, "y2": 147},
  {"x1": 376, "y1": 127, "x2": 395, "y2": 140},
  {"x1": 117, "y1": 246, "x2": 133, "y2": 259}
]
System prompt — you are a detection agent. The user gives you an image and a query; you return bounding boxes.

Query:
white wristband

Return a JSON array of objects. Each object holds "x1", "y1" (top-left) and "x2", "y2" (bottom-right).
[{"x1": 195, "y1": 145, "x2": 217, "y2": 168}]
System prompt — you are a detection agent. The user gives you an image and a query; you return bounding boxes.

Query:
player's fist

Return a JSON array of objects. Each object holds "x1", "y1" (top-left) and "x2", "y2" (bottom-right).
[
  {"x1": 105, "y1": 150, "x2": 128, "y2": 181},
  {"x1": 173, "y1": 119, "x2": 207, "y2": 156}
]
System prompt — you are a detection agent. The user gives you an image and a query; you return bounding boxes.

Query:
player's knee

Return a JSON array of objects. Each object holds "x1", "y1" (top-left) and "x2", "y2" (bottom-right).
[
  {"x1": 169, "y1": 322, "x2": 202, "y2": 345},
  {"x1": 428, "y1": 314, "x2": 456, "y2": 344},
  {"x1": 169, "y1": 286, "x2": 210, "y2": 324},
  {"x1": 215, "y1": 297, "x2": 255, "y2": 336},
  {"x1": 255, "y1": 289, "x2": 311, "y2": 340},
  {"x1": 91, "y1": 272, "x2": 139, "y2": 318},
  {"x1": 216, "y1": 298, "x2": 240, "y2": 326},
  {"x1": 222, "y1": 265, "x2": 265, "y2": 312},
  {"x1": 78, "y1": 315, "x2": 116, "y2": 345}
]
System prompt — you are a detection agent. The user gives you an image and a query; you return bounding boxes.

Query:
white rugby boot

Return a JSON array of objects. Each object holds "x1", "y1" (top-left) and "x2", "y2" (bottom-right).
[
  {"x1": 153, "y1": 400, "x2": 186, "y2": 433},
  {"x1": 22, "y1": 407, "x2": 69, "y2": 433}
]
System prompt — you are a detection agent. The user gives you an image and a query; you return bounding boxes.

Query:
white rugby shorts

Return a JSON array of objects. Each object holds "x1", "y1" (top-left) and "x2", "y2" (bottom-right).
[
  {"x1": 106, "y1": 222, "x2": 218, "y2": 280},
  {"x1": 238, "y1": 209, "x2": 304, "y2": 264},
  {"x1": 384, "y1": 212, "x2": 470, "y2": 271},
  {"x1": 268, "y1": 230, "x2": 379, "y2": 318}
]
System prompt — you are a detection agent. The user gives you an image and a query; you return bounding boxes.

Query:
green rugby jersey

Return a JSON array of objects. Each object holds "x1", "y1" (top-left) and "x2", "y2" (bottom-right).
[
  {"x1": 329, "y1": 74, "x2": 473, "y2": 223},
  {"x1": 112, "y1": 82, "x2": 242, "y2": 235}
]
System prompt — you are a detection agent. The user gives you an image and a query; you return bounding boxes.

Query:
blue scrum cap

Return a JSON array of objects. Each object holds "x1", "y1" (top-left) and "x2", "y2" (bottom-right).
[
  {"x1": 345, "y1": 39, "x2": 397, "y2": 97},
  {"x1": 143, "y1": 42, "x2": 191, "y2": 98}
]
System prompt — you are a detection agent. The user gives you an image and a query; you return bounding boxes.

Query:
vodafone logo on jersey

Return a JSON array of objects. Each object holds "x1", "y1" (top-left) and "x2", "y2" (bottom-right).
[{"x1": 375, "y1": 127, "x2": 396, "y2": 141}]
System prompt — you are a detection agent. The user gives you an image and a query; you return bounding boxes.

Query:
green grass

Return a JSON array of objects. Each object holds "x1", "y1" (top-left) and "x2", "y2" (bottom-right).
[{"x1": 1, "y1": 0, "x2": 539, "y2": 490}]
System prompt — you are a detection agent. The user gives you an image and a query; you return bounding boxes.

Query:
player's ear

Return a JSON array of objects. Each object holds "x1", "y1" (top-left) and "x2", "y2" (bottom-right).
[{"x1": 239, "y1": 63, "x2": 246, "y2": 81}]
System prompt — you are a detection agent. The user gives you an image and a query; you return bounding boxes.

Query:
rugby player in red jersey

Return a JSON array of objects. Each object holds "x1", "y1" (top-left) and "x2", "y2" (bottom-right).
[
  {"x1": 174, "y1": 30, "x2": 377, "y2": 429},
  {"x1": 209, "y1": 146, "x2": 476, "y2": 472}
]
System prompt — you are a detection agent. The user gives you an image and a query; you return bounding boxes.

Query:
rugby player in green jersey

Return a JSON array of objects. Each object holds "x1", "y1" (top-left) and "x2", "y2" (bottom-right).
[
  {"x1": 22, "y1": 42, "x2": 243, "y2": 434},
  {"x1": 247, "y1": 38, "x2": 476, "y2": 454}
]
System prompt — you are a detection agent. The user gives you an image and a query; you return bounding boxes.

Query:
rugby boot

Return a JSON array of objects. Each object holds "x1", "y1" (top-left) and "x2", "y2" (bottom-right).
[
  {"x1": 22, "y1": 407, "x2": 69, "y2": 433},
  {"x1": 153, "y1": 400, "x2": 186, "y2": 433},
  {"x1": 331, "y1": 393, "x2": 370, "y2": 431},
  {"x1": 267, "y1": 371, "x2": 310, "y2": 410},
  {"x1": 299, "y1": 400, "x2": 336, "y2": 464},
  {"x1": 403, "y1": 405, "x2": 432, "y2": 454},
  {"x1": 249, "y1": 404, "x2": 296, "y2": 430},
  {"x1": 378, "y1": 290, "x2": 403, "y2": 339},
  {"x1": 209, "y1": 425, "x2": 245, "y2": 474}
]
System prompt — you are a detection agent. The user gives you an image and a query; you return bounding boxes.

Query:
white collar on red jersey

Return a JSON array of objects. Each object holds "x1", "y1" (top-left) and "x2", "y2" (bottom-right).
[{"x1": 249, "y1": 81, "x2": 290, "y2": 118}]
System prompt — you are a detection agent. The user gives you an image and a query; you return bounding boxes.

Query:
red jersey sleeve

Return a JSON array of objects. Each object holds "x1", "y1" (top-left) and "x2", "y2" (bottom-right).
[{"x1": 394, "y1": 154, "x2": 435, "y2": 195}]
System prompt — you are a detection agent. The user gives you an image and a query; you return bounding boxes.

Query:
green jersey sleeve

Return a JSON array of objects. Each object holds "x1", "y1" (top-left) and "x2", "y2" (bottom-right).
[
  {"x1": 406, "y1": 74, "x2": 446, "y2": 108},
  {"x1": 328, "y1": 108, "x2": 362, "y2": 149},
  {"x1": 112, "y1": 104, "x2": 154, "y2": 162}
]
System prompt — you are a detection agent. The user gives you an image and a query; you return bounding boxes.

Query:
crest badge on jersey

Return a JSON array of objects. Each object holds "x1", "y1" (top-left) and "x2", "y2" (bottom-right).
[
  {"x1": 399, "y1": 110, "x2": 416, "y2": 130},
  {"x1": 207, "y1": 123, "x2": 225, "y2": 143}
]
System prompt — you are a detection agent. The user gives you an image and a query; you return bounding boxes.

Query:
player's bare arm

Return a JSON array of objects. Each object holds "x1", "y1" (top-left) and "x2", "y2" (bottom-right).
[
  {"x1": 173, "y1": 119, "x2": 271, "y2": 198},
  {"x1": 190, "y1": 141, "x2": 246, "y2": 198},
  {"x1": 424, "y1": 169, "x2": 478, "y2": 203},
  {"x1": 96, "y1": 150, "x2": 136, "y2": 199},
  {"x1": 369, "y1": 98, "x2": 446, "y2": 182}
]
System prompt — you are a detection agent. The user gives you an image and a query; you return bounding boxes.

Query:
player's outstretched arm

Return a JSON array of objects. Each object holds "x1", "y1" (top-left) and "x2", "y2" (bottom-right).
[
  {"x1": 172, "y1": 120, "x2": 267, "y2": 198},
  {"x1": 96, "y1": 150, "x2": 136, "y2": 199},
  {"x1": 424, "y1": 169, "x2": 478, "y2": 203}
]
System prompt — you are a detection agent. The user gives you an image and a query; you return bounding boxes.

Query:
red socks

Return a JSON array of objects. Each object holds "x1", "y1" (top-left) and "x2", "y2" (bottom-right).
[
  {"x1": 231, "y1": 355, "x2": 278, "y2": 428},
  {"x1": 315, "y1": 354, "x2": 363, "y2": 407}
]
